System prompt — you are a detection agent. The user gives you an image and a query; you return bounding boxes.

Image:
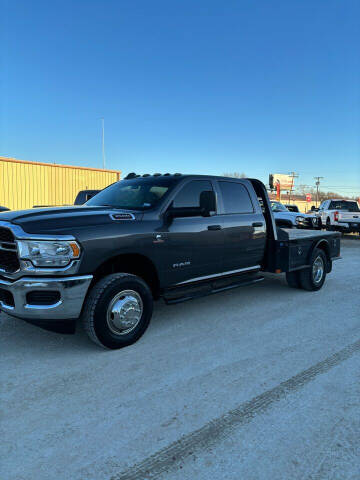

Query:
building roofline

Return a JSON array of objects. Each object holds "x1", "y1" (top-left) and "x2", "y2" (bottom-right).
[{"x1": 0, "y1": 156, "x2": 121, "y2": 175}]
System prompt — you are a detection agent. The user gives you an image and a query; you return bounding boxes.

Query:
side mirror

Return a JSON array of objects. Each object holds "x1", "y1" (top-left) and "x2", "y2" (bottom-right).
[
  {"x1": 164, "y1": 190, "x2": 216, "y2": 222},
  {"x1": 200, "y1": 190, "x2": 216, "y2": 217},
  {"x1": 165, "y1": 206, "x2": 203, "y2": 220}
]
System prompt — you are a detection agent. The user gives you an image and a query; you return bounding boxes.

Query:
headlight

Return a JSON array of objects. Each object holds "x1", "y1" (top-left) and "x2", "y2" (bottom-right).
[
  {"x1": 295, "y1": 216, "x2": 306, "y2": 224},
  {"x1": 16, "y1": 240, "x2": 80, "y2": 267}
]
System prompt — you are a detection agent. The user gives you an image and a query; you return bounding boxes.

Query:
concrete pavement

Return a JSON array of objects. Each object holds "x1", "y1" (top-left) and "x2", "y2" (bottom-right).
[{"x1": 1, "y1": 237, "x2": 359, "y2": 480}]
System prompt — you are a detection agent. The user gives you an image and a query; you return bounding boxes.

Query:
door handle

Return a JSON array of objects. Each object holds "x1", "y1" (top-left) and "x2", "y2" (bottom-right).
[
  {"x1": 208, "y1": 225, "x2": 222, "y2": 231},
  {"x1": 252, "y1": 222, "x2": 263, "y2": 227}
]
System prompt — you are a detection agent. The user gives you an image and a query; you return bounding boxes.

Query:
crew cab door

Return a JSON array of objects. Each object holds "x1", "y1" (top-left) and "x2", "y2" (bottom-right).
[
  {"x1": 216, "y1": 180, "x2": 266, "y2": 272},
  {"x1": 159, "y1": 180, "x2": 224, "y2": 285}
]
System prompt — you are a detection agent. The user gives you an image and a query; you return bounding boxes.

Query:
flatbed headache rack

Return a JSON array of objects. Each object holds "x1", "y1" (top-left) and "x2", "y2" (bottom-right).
[{"x1": 247, "y1": 178, "x2": 341, "y2": 274}]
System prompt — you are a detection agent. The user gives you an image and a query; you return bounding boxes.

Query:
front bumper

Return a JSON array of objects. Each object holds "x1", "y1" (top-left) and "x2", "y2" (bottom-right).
[
  {"x1": 296, "y1": 218, "x2": 321, "y2": 229},
  {"x1": 0, "y1": 275, "x2": 93, "y2": 320}
]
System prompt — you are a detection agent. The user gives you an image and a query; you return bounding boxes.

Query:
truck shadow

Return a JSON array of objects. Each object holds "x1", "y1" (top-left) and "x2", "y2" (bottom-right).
[
  {"x1": 0, "y1": 314, "x2": 98, "y2": 354},
  {"x1": 0, "y1": 273, "x2": 314, "y2": 355}
]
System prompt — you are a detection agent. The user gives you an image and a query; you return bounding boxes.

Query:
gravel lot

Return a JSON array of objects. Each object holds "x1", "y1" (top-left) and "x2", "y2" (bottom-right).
[{"x1": 1, "y1": 236, "x2": 359, "y2": 480}]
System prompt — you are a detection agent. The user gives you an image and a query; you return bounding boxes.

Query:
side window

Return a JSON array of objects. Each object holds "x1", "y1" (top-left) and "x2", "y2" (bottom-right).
[
  {"x1": 172, "y1": 180, "x2": 214, "y2": 209},
  {"x1": 218, "y1": 181, "x2": 254, "y2": 214}
]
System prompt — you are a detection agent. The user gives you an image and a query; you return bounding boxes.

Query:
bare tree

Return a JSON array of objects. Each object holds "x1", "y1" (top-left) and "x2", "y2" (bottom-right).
[
  {"x1": 223, "y1": 172, "x2": 247, "y2": 178},
  {"x1": 296, "y1": 184, "x2": 308, "y2": 196}
]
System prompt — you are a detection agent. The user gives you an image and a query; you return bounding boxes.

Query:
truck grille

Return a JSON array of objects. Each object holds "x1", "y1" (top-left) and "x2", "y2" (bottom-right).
[
  {"x1": 0, "y1": 227, "x2": 15, "y2": 243},
  {"x1": 0, "y1": 227, "x2": 20, "y2": 273}
]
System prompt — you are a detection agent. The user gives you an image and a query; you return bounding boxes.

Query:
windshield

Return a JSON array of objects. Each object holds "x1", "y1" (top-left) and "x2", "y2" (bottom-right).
[
  {"x1": 329, "y1": 200, "x2": 360, "y2": 212},
  {"x1": 271, "y1": 201, "x2": 288, "y2": 212},
  {"x1": 86, "y1": 177, "x2": 178, "y2": 210}
]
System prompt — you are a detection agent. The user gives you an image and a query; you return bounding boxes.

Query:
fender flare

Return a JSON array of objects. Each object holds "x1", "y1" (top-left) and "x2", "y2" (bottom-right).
[{"x1": 310, "y1": 239, "x2": 332, "y2": 273}]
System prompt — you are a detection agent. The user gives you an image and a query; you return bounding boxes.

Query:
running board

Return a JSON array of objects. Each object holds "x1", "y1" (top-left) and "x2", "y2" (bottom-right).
[{"x1": 163, "y1": 274, "x2": 264, "y2": 305}]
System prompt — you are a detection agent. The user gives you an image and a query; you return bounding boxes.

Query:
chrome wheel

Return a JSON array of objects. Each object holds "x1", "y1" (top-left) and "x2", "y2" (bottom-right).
[
  {"x1": 106, "y1": 290, "x2": 143, "y2": 336},
  {"x1": 312, "y1": 256, "x2": 324, "y2": 284}
]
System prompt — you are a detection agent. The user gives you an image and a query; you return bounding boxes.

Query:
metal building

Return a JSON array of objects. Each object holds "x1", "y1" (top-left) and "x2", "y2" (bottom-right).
[{"x1": 0, "y1": 157, "x2": 121, "y2": 210}]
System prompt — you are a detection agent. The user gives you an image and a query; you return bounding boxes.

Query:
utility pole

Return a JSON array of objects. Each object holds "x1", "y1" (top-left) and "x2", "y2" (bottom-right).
[
  {"x1": 101, "y1": 118, "x2": 106, "y2": 169},
  {"x1": 314, "y1": 176, "x2": 324, "y2": 207},
  {"x1": 288, "y1": 172, "x2": 299, "y2": 204}
]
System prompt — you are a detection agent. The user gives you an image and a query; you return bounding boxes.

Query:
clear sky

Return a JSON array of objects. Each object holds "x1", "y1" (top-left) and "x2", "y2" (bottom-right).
[{"x1": 1, "y1": 0, "x2": 359, "y2": 196}]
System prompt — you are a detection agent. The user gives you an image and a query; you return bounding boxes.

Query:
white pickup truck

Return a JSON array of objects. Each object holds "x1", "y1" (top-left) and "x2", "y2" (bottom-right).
[{"x1": 317, "y1": 199, "x2": 360, "y2": 234}]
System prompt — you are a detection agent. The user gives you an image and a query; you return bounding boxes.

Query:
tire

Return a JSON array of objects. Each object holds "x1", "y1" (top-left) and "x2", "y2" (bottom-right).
[
  {"x1": 326, "y1": 218, "x2": 333, "y2": 231},
  {"x1": 82, "y1": 273, "x2": 153, "y2": 349},
  {"x1": 298, "y1": 248, "x2": 327, "y2": 291},
  {"x1": 286, "y1": 271, "x2": 301, "y2": 288}
]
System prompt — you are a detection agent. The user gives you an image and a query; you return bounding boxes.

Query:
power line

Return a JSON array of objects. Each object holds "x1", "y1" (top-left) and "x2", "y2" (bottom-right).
[{"x1": 296, "y1": 186, "x2": 359, "y2": 190}]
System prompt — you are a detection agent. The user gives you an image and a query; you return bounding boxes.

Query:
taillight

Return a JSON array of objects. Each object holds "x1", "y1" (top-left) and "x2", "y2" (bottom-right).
[{"x1": 334, "y1": 211, "x2": 339, "y2": 222}]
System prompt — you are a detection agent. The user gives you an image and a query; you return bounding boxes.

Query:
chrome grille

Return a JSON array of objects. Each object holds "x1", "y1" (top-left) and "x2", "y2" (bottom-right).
[{"x1": 0, "y1": 227, "x2": 20, "y2": 273}]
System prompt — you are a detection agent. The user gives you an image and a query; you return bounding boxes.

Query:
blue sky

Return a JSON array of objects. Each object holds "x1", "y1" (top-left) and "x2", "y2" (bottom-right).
[{"x1": 1, "y1": 0, "x2": 359, "y2": 195}]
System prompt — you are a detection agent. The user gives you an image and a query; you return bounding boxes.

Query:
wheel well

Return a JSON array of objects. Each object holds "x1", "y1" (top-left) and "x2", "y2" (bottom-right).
[
  {"x1": 93, "y1": 254, "x2": 160, "y2": 299},
  {"x1": 314, "y1": 240, "x2": 331, "y2": 272}
]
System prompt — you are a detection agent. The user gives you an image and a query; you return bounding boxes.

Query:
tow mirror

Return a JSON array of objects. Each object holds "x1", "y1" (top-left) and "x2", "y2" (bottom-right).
[
  {"x1": 199, "y1": 190, "x2": 216, "y2": 217},
  {"x1": 165, "y1": 206, "x2": 202, "y2": 220},
  {"x1": 165, "y1": 190, "x2": 216, "y2": 222}
]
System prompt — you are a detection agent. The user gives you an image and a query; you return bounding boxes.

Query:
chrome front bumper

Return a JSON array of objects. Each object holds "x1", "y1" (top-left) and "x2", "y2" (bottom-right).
[{"x1": 0, "y1": 275, "x2": 93, "y2": 320}]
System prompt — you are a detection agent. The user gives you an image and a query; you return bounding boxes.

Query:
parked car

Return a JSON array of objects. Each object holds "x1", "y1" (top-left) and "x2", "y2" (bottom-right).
[
  {"x1": 317, "y1": 199, "x2": 360, "y2": 233},
  {"x1": 0, "y1": 206, "x2": 10, "y2": 212},
  {"x1": 0, "y1": 174, "x2": 341, "y2": 349},
  {"x1": 271, "y1": 201, "x2": 321, "y2": 229},
  {"x1": 74, "y1": 189, "x2": 101, "y2": 205},
  {"x1": 308, "y1": 206, "x2": 319, "y2": 214},
  {"x1": 285, "y1": 204, "x2": 300, "y2": 213}
]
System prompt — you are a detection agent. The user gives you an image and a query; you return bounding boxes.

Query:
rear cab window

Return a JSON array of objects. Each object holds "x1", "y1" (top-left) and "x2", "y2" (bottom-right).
[
  {"x1": 218, "y1": 181, "x2": 254, "y2": 214},
  {"x1": 329, "y1": 201, "x2": 360, "y2": 212}
]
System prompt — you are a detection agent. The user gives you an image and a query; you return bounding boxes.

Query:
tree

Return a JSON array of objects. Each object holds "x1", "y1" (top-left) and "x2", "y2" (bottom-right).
[{"x1": 223, "y1": 172, "x2": 247, "y2": 178}]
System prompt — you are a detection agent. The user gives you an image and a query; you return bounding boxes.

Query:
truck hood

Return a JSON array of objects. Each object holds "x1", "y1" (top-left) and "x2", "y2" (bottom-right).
[{"x1": 0, "y1": 206, "x2": 143, "y2": 234}]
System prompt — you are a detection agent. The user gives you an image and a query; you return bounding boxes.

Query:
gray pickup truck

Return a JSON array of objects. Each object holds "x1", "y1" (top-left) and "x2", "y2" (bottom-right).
[{"x1": 0, "y1": 174, "x2": 341, "y2": 349}]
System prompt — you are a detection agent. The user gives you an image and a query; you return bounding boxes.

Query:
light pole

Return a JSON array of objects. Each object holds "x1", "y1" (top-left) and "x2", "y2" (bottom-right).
[
  {"x1": 314, "y1": 176, "x2": 324, "y2": 207},
  {"x1": 101, "y1": 118, "x2": 106, "y2": 169},
  {"x1": 288, "y1": 172, "x2": 298, "y2": 204}
]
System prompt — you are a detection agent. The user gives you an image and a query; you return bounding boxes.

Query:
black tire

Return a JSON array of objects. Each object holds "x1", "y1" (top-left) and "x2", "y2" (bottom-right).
[
  {"x1": 326, "y1": 218, "x2": 333, "y2": 231},
  {"x1": 286, "y1": 271, "x2": 301, "y2": 288},
  {"x1": 298, "y1": 248, "x2": 327, "y2": 291},
  {"x1": 82, "y1": 273, "x2": 153, "y2": 349}
]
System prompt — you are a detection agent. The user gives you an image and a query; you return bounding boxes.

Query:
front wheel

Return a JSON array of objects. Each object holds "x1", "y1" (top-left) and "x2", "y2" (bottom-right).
[
  {"x1": 298, "y1": 249, "x2": 327, "y2": 291},
  {"x1": 82, "y1": 273, "x2": 153, "y2": 349}
]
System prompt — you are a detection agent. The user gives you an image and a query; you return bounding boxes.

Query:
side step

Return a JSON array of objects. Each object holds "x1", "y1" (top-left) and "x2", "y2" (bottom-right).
[{"x1": 163, "y1": 274, "x2": 264, "y2": 305}]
